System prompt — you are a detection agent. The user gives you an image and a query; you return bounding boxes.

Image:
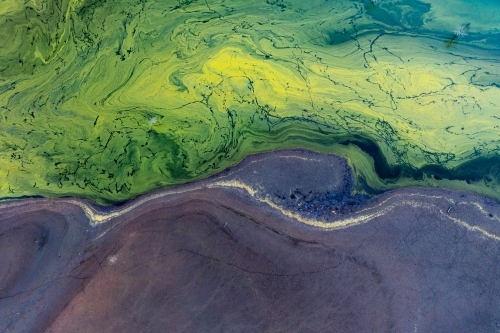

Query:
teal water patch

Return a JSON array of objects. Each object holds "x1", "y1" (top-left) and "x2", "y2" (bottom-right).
[{"x1": 420, "y1": 0, "x2": 500, "y2": 33}]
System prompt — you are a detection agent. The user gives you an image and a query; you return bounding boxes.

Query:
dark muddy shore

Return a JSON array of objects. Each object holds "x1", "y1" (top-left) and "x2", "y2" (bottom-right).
[{"x1": 1, "y1": 150, "x2": 500, "y2": 333}]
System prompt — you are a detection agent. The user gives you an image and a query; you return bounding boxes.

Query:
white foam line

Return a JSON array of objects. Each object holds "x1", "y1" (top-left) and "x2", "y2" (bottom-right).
[
  {"x1": 209, "y1": 181, "x2": 500, "y2": 241},
  {"x1": 460, "y1": 201, "x2": 500, "y2": 223},
  {"x1": 0, "y1": 183, "x2": 207, "y2": 226},
  {"x1": 439, "y1": 210, "x2": 500, "y2": 241},
  {"x1": 209, "y1": 181, "x2": 432, "y2": 229},
  {"x1": 0, "y1": 152, "x2": 322, "y2": 226},
  {"x1": 214, "y1": 153, "x2": 324, "y2": 181},
  {"x1": 0, "y1": 178, "x2": 499, "y2": 242}
]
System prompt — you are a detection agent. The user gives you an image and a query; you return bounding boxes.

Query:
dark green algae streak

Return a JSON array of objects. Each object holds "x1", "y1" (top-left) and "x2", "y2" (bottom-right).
[{"x1": 1, "y1": 0, "x2": 500, "y2": 205}]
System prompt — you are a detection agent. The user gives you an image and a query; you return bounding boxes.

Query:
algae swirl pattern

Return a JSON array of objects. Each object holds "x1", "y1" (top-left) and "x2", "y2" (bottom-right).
[{"x1": 1, "y1": 0, "x2": 500, "y2": 204}]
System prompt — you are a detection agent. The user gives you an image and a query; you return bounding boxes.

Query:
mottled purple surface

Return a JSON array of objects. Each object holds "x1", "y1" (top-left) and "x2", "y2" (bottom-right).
[{"x1": 1, "y1": 150, "x2": 500, "y2": 332}]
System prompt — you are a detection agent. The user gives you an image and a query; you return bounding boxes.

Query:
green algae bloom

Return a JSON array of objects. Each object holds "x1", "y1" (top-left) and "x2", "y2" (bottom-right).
[{"x1": 1, "y1": 0, "x2": 500, "y2": 204}]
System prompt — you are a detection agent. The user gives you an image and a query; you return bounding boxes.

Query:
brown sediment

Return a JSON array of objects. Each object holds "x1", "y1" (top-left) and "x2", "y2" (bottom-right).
[{"x1": 1, "y1": 150, "x2": 500, "y2": 332}]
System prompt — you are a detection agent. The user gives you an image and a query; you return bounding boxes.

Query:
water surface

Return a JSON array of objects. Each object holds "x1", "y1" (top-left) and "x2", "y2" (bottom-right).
[{"x1": 1, "y1": 0, "x2": 499, "y2": 203}]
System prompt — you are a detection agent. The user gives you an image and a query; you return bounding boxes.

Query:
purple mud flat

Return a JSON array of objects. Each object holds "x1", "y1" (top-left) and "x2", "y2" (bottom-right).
[{"x1": 1, "y1": 150, "x2": 500, "y2": 333}]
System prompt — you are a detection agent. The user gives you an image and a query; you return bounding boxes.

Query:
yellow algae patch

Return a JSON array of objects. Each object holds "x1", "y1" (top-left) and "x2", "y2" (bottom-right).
[
  {"x1": 0, "y1": 0, "x2": 25, "y2": 15},
  {"x1": 2, "y1": 0, "x2": 500, "y2": 204},
  {"x1": 189, "y1": 47, "x2": 310, "y2": 113}
]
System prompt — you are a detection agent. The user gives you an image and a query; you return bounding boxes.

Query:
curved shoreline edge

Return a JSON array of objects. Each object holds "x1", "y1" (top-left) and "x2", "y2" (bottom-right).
[
  {"x1": 2, "y1": 150, "x2": 500, "y2": 332},
  {"x1": 1, "y1": 149, "x2": 499, "y2": 238}
]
